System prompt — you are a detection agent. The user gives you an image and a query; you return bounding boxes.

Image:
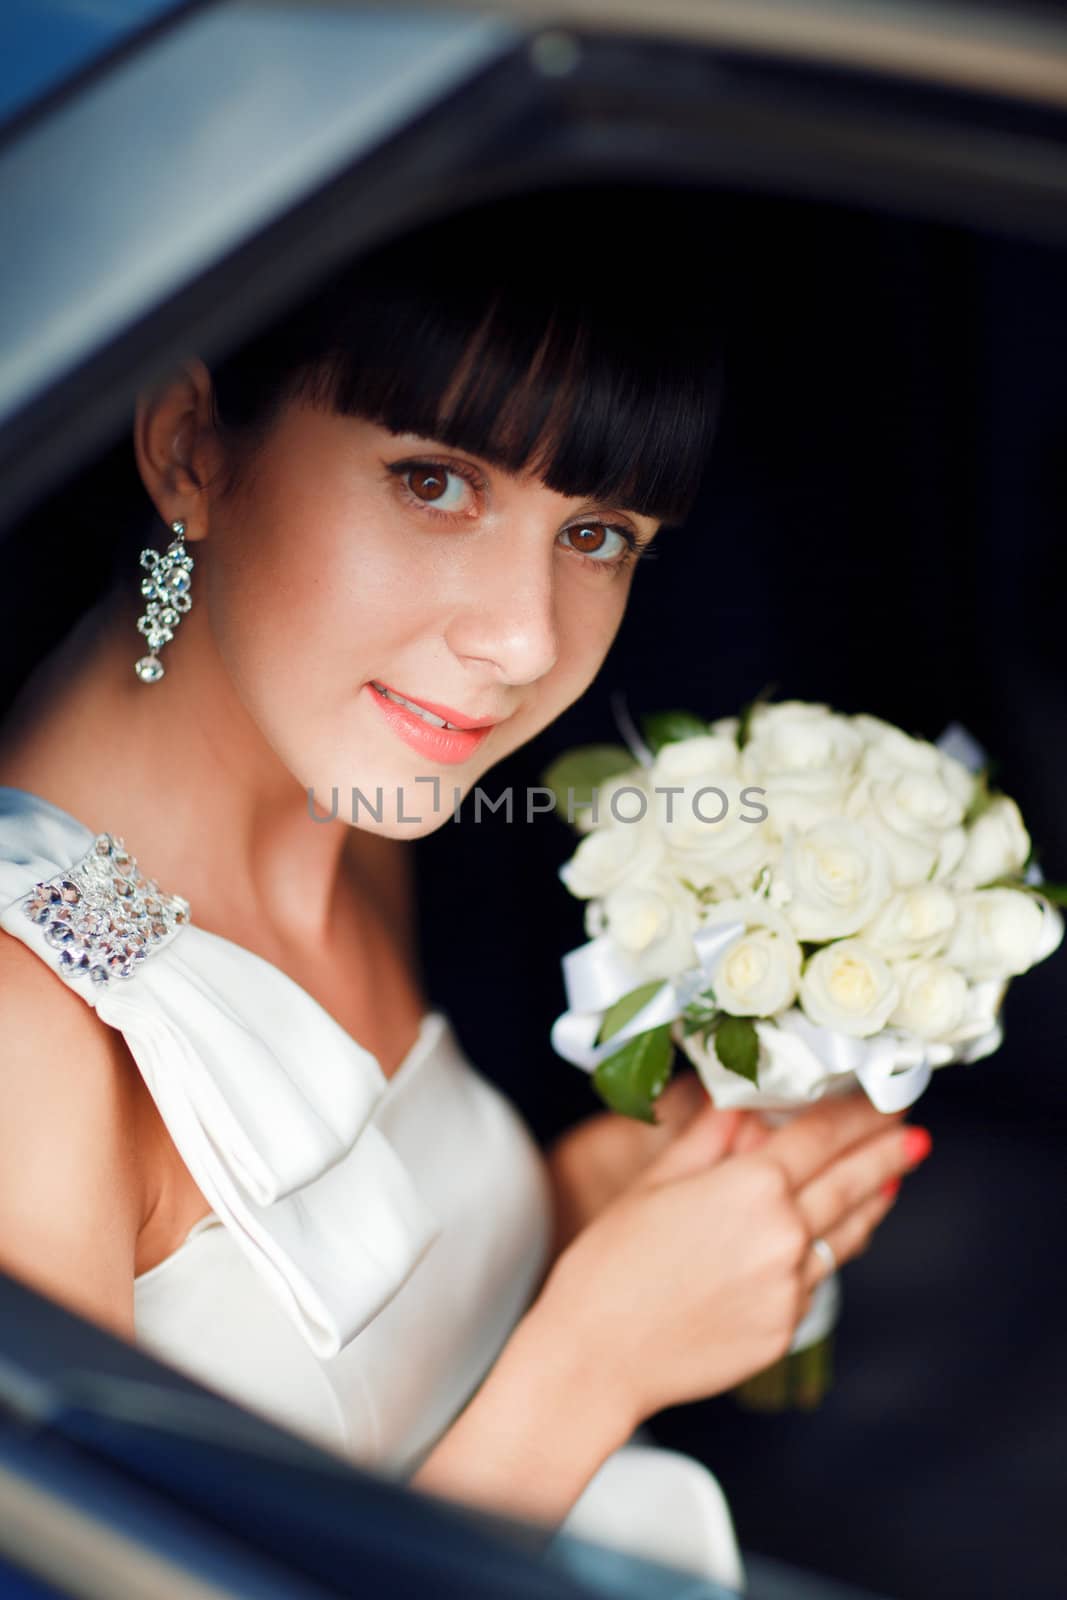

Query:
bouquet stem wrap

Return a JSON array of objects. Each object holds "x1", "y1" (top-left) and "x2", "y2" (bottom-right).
[{"x1": 733, "y1": 1107, "x2": 841, "y2": 1412}]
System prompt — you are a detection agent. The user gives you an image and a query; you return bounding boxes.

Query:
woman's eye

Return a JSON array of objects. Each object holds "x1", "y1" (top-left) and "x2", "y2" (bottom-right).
[
  {"x1": 398, "y1": 462, "x2": 475, "y2": 513},
  {"x1": 561, "y1": 523, "x2": 633, "y2": 567}
]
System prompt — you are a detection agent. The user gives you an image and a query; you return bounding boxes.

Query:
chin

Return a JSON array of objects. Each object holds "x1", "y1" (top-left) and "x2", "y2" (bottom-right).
[{"x1": 302, "y1": 773, "x2": 474, "y2": 837}]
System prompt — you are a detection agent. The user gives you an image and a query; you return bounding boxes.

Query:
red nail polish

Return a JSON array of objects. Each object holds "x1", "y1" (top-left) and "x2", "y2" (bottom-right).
[
  {"x1": 881, "y1": 1176, "x2": 902, "y2": 1200},
  {"x1": 903, "y1": 1126, "x2": 932, "y2": 1167}
]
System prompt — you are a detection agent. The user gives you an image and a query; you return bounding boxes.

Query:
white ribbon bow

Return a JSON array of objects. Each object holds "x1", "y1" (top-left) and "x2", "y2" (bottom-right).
[
  {"x1": 551, "y1": 920, "x2": 933, "y2": 1115},
  {"x1": 551, "y1": 921, "x2": 745, "y2": 1070},
  {"x1": 0, "y1": 787, "x2": 442, "y2": 1359}
]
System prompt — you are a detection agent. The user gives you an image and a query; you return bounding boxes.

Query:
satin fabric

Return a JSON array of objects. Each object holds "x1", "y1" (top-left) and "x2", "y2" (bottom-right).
[{"x1": 0, "y1": 785, "x2": 745, "y2": 1593}]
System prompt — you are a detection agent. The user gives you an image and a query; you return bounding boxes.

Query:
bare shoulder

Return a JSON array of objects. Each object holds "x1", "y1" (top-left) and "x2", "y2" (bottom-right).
[{"x1": 0, "y1": 931, "x2": 143, "y2": 1339}]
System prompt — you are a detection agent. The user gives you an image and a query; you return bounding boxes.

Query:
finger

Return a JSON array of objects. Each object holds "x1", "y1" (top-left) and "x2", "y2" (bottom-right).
[
  {"x1": 651, "y1": 1069, "x2": 708, "y2": 1134},
  {"x1": 799, "y1": 1185, "x2": 898, "y2": 1294},
  {"x1": 636, "y1": 1101, "x2": 745, "y2": 1189},
  {"x1": 758, "y1": 1092, "x2": 904, "y2": 1190},
  {"x1": 731, "y1": 1112, "x2": 773, "y2": 1156},
  {"x1": 794, "y1": 1122, "x2": 916, "y2": 1239}
]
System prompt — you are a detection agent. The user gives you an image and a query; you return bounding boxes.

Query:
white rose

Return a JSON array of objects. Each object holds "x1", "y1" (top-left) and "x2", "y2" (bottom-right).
[
  {"x1": 937, "y1": 749, "x2": 980, "y2": 811},
  {"x1": 943, "y1": 977, "x2": 1007, "y2": 1059},
  {"x1": 601, "y1": 871, "x2": 700, "y2": 982},
  {"x1": 558, "y1": 803, "x2": 665, "y2": 898},
  {"x1": 748, "y1": 699, "x2": 833, "y2": 734},
  {"x1": 861, "y1": 884, "x2": 958, "y2": 959},
  {"x1": 944, "y1": 889, "x2": 1064, "y2": 980},
  {"x1": 855, "y1": 717, "x2": 970, "y2": 795},
  {"x1": 675, "y1": 1006, "x2": 843, "y2": 1111},
  {"x1": 850, "y1": 719, "x2": 976, "y2": 884},
  {"x1": 697, "y1": 898, "x2": 802, "y2": 1018},
  {"x1": 740, "y1": 702, "x2": 864, "y2": 834},
  {"x1": 776, "y1": 818, "x2": 891, "y2": 941},
  {"x1": 667, "y1": 836, "x2": 783, "y2": 905},
  {"x1": 571, "y1": 768, "x2": 655, "y2": 834},
  {"x1": 952, "y1": 796, "x2": 1031, "y2": 889},
  {"x1": 603, "y1": 884, "x2": 674, "y2": 952},
  {"x1": 652, "y1": 734, "x2": 741, "y2": 784},
  {"x1": 799, "y1": 938, "x2": 901, "y2": 1037},
  {"x1": 648, "y1": 736, "x2": 770, "y2": 888},
  {"x1": 846, "y1": 771, "x2": 965, "y2": 887},
  {"x1": 856, "y1": 715, "x2": 978, "y2": 809},
  {"x1": 889, "y1": 958, "x2": 968, "y2": 1041}
]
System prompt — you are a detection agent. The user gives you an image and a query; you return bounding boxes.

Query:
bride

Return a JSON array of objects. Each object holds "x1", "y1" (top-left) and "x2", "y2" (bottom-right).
[{"x1": 0, "y1": 188, "x2": 925, "y2": 1591}]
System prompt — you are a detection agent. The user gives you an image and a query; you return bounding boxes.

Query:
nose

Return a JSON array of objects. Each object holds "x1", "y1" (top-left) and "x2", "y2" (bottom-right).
[{"x1": 444, "y1": 533, "x2": 560, "y2": 686}]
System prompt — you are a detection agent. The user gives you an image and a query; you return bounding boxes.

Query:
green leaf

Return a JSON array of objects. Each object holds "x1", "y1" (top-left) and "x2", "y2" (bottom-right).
[
  {"x1": 736, "y1": 683, "x2": 778, "y2": 750},
  {"x1": 681, "y1": 1006, "x2": 719, "y2": 1038},
  {"x1": 639, "y1": 710, "x2": 708, "y2": 755},
  {"x1": 713, "y1": 1015, "x2": 760, "y2": 1084},
  {"x1": 593, "y1": 1025, "x2": 675, "y2": 1123},
  {"x1": 680, "y1": 987, "x2": 719, "y2": 1036},
  {"x1": 540, "y1": 745, "x2": 635, "y2": 823},
  {"x1": 595, "y1": 980, "x2": 668, "y2": 1046}
]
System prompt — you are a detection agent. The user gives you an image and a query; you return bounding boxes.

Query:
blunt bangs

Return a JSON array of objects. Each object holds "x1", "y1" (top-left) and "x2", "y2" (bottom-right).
[{"x1": 209, "y1": 188, "x2": 724, "y2": 523}]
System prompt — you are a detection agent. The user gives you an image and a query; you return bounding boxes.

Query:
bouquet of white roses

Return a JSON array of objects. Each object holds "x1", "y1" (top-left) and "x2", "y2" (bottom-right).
[{"x1": 544, "y1": 698, "x2": 1064, "y2": 1406}]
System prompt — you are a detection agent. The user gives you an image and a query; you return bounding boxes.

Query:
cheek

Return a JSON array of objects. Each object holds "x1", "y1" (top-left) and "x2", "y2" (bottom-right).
[
  {"x1": 514, "y1": 575, "x2": 631, "y2": 736},
  {"x1": 203, "y1": 479, "x2": 415, "y2": 696},
  {"x1": 200, "y1": 505, "x2": 321, "y2": 699},
  {"x1": 558, "y1": 573, "x2": 631, "y2": 682}
]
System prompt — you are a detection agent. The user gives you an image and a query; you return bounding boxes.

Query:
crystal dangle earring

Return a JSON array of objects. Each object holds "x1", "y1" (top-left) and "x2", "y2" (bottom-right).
[{"x1": 134, "y1": 520, "x2": 194, "y2": 683}]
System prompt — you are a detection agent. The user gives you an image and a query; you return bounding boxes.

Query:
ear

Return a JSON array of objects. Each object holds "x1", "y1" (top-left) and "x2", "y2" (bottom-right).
[{"x1": 133, "y1": 359, "x2": 224, "y2": 543}]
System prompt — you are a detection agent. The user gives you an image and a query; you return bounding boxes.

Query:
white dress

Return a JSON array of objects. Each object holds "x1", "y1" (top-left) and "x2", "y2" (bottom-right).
[{"x1": 0, "y1": 784, "x2": 745, "y2": 1593}]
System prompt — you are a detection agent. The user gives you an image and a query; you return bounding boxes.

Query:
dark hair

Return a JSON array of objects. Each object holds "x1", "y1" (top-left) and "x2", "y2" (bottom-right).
[{"x1": 208, "y1": 185, "x2": 724, "y2": 524}]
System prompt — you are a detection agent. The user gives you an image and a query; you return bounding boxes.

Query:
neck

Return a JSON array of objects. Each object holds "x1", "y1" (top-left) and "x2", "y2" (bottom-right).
[{"x1": 0, "y1": 576, "x2": 352, "y2": 949}]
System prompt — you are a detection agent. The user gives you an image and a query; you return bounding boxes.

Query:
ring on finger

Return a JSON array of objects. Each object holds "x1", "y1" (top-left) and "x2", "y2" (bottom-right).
[{"x1": 810, "y1": 1236, "x2": 837, "y2": 1277}]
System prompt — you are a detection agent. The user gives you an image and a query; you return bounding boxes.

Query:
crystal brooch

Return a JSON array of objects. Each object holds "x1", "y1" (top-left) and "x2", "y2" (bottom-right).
[{"x1": 20, "y1": 833, "x2": 190, "y2": 984}]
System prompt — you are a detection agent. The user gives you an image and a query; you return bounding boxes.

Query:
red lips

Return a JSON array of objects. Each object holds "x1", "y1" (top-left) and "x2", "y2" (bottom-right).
[{"x1": 371, "y1": 681, "x2": 503, "y2": 730}]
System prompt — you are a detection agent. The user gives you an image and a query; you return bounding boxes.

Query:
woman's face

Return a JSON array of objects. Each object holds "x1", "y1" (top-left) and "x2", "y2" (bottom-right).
[{"x1": 201, "y1": 400, "x2": 660, "y2": 836}]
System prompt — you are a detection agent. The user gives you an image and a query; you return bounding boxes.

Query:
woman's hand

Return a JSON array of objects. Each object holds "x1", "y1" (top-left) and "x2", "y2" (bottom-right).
[
  {"x1": 543, "y1": 1070, "x2": 767, "y2": 1261},
  {"x1": 538, "y1": 1090, "x2": 920, "y2": 1432}
]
